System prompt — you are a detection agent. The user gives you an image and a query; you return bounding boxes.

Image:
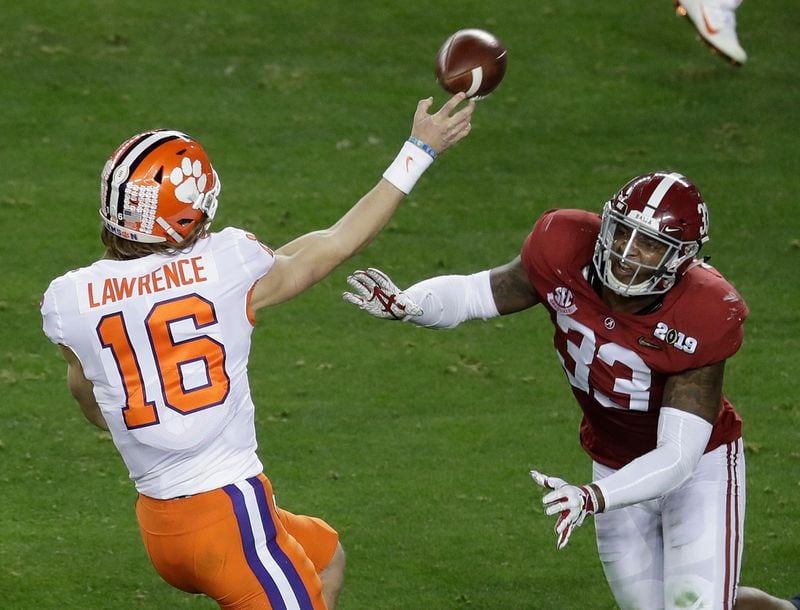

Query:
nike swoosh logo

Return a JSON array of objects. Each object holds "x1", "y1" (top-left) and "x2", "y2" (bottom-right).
[
  {"x1": 702, "y1": 9, "x2": 720, "y2": 35},
  {"x1": 405, "y1": 155, "x2": 414, "y2": 172},
  {"x1": 638, "y1": 336, "x2": 663, "y2": 350}
]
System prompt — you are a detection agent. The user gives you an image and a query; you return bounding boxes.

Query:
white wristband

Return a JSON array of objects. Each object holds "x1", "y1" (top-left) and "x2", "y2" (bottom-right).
[{"x1": 382, "y1": 140, "x2": 435, "y2": 194}]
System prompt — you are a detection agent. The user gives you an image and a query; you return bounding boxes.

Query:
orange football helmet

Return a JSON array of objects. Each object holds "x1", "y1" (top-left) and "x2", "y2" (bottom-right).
[{"x1": 99, "y1": 129, "x2": 220, "y2": 244}]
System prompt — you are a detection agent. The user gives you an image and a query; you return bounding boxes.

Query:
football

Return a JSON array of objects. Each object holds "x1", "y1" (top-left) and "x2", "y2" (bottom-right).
[{"x1": 435, "y1": 29, "x2": 507, "y2": 99}]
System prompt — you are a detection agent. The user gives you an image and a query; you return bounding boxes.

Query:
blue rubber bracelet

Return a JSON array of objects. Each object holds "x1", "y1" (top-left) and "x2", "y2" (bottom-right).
[{"x1": 407, "y1": 136, "x2": 438, "y2": 159}]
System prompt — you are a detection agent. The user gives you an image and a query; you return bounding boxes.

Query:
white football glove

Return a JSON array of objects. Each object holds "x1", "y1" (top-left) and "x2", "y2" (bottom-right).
[
  {"x1": 343, "y1": 268, "x2": 423, "y2": 321},
  {"x1": 530, "y1": 469, "x2": 599, "y2": 550}
]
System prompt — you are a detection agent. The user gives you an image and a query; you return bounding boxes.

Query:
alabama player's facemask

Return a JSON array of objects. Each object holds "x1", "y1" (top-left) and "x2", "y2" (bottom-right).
[
  {"x1": 99, "y1": 129, "x2": 221, "y2": 244},
  {"x1": 592, "y1": 171, "x2": 710, "y2": 297}
]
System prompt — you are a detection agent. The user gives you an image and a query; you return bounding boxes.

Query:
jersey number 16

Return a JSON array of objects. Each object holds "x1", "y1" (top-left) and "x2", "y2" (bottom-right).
[{"x1": 96, "y1": 294, "x2": 231, "y2": 429}]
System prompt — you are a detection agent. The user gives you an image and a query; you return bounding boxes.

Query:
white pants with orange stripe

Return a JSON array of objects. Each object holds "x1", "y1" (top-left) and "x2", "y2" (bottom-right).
[{"x1": 593, "y1": 439, "x2": 745, "y2": 610}]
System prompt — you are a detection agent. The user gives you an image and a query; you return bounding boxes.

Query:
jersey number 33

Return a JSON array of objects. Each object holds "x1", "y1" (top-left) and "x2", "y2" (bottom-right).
[{"x1": 555, "y1": 313, "x2": 653, "y2": 412}]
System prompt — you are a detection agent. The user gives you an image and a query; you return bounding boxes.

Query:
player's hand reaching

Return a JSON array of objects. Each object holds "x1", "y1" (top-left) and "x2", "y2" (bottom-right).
[
  {"x1": 529, "y1": 469, "x2": 601, "y2": 550},
  {"x1": 411, "y1": 92, "x2": 475, "y2": 155},
  {"x1": 343, "y1": 268, "x2": 423, "y2": 321}
]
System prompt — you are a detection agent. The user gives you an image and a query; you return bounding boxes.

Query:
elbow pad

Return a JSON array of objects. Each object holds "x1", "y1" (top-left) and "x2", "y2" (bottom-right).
[
  {"x1": 404, "y1": 270, "x2": 500, "y2": 329},
  {"x1": 596, "y1": 407, "x2": 713, "y2": 512}
]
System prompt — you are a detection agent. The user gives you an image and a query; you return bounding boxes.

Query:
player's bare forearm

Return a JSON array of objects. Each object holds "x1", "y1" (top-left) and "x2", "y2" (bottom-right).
[
  {"x1": 489, "y1": 256, "x2": 540, "y2": 315},
  {"x1": 252, "y1": 181, "x2": 404, "y2": 309},
  {"x1": 60, "y1": 346, "x2": 109, "y2": 431},
  {"x1": 74, "y1": 390, "x2": 109, "y2": 430},
  {"x1": 663, "y1": 360, "x2": 726, "y2": 424},
  {"x1": 324, "y1": 179, "x2": 406, "y2": 259},
  {"x1": 251, "y1": 93, "x2": 475, "y2": 311},
  {"x1": 275, "y1": 180, "x2": 402, "y2": 259},
  {"x1": 68, "y1": 369, "x2": 108, "y2": 430}
]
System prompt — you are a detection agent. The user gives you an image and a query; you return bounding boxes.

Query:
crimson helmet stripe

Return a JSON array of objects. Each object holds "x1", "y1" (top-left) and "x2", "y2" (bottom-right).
[
  {"x1": 641, "y1": 172, "x2": 687, "y2": 221},
  {"x1": 104, "y1": 130, "x2": 188, "y2": 222}
]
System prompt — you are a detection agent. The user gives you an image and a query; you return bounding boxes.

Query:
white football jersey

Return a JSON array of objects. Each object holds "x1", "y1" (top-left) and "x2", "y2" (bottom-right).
[{"x1": 41, "y1": 228, "x2": 275, "y2": 499}]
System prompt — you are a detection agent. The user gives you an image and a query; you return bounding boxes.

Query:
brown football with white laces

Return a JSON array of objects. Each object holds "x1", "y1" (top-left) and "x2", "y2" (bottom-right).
[{"x1": 435, "y1": 29, "x2": 507, "y2": 99}]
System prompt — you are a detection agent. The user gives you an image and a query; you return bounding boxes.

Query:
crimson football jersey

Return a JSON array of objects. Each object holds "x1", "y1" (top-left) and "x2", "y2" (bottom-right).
[{"x1": 520, "y1": 209, "x2": 748, "y2": 468}]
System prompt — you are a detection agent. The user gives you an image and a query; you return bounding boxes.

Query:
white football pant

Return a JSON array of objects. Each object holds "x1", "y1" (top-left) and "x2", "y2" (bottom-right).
[{"x1": 593, "y1": 440, "x2": 745, "y2": 610}]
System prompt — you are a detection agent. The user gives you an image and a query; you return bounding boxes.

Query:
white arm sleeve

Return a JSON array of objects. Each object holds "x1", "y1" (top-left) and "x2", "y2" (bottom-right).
[
  {"x1": 403, "y1": 270, "x2": 500, "y2": 329},
  {"x1": 595, "y1": 407, "x2": 713, "y2": 512}
]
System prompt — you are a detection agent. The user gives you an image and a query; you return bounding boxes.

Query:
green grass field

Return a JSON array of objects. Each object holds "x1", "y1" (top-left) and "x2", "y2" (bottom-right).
[{"x1": 1, "y1": 1, "x2": 798, "y2": 608}]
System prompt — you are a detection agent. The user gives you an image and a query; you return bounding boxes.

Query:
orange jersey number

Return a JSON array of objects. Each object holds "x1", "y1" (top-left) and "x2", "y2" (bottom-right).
[{"x1": 97, "y1": 294, "x2": 231, "y2": 429}]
